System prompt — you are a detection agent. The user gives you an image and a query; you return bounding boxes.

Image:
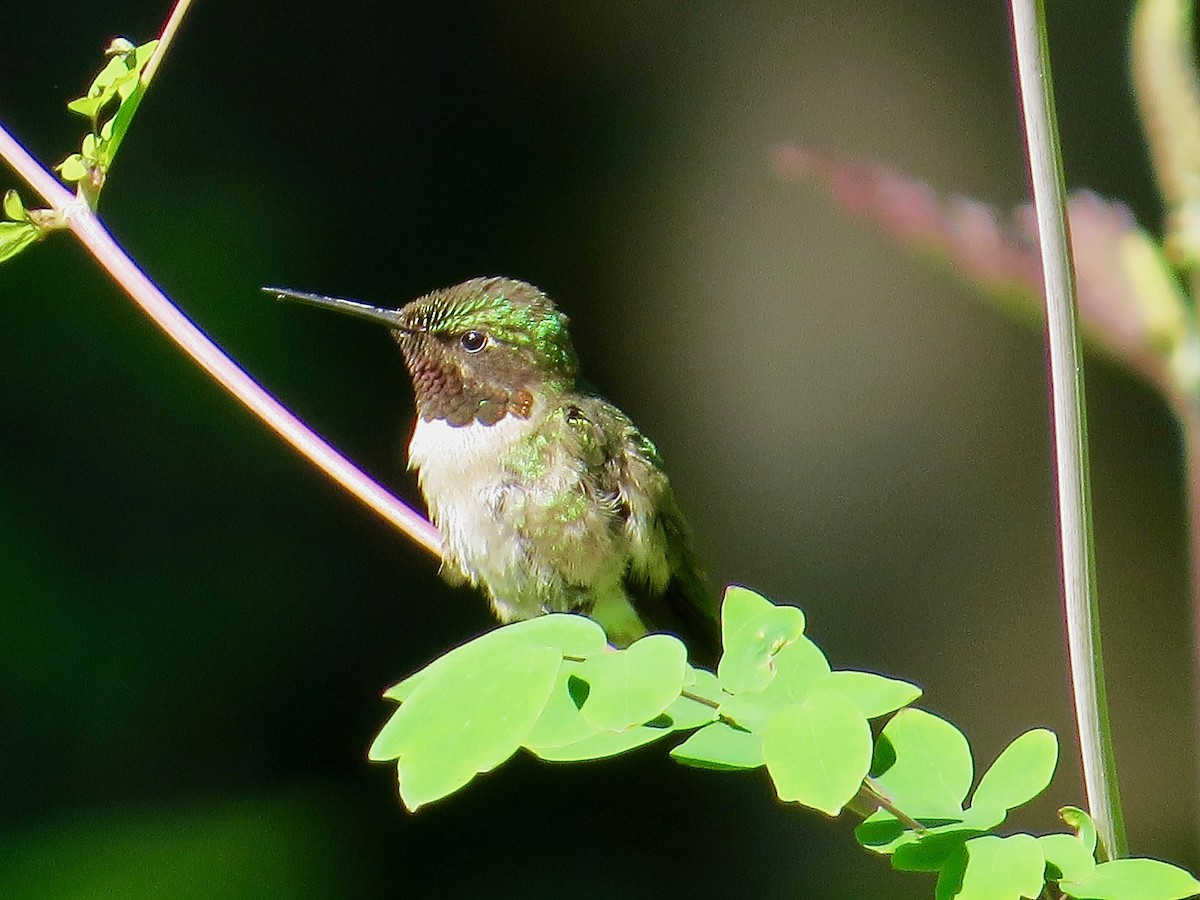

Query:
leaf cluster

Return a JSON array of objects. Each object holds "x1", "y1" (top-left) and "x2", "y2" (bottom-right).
[
  {"x1": 370, "y1": 587, "x2": 1199, "y2": 899},
  {"x1": 1, "y1": 37, "x2": 157, "y2": 263}
]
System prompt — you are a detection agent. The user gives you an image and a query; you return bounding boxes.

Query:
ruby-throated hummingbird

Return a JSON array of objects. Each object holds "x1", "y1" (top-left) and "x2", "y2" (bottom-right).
[{"x1": 266, "y1": 277, "x2": 719, "y2": 662}]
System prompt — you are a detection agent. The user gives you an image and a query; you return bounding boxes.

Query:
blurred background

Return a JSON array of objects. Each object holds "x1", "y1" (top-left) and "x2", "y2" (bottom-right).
[{"x1": 1, "y1": 0, "x2": 1194, "y2": 896}]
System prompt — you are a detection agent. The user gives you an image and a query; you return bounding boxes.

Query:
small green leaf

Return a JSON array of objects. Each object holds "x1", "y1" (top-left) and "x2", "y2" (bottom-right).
[
  {"x1": 66, "y1": 96, "x2": 105, "y2": 119},
  {"x1": 718, "y1": 636, "x2": 830, "y2": 732},
  {"x1": 57, "y1": 154, "x2": 89, "y2": 183},
  {"x1": 957, "y1": 834, "x2": 1045, "y2": 899},
  {"x1": 3, "y1": 189, "x2": 29, "y2": 222},
  {"x1": 971, "y1": 728, "x2": 1058, "y2": 813},
  {"x1": 873, "y1": 708, "x2": 974, "y2": 815},
  {"x1": 1060, "y1": 806, "x2": 1098, "y2": 857},
  {"x1": 1060, "y1": 858, "x2": 1200, "y2": 900},
  {"x1": 1038, "y1": 833, "x2": 1095, "y2": 884},
  {"x1": 762, "y1": 690, "x2": 872, "y2": 815},
  {"x1": 825, "y1": 670, "x2": 922, "y2": 719},
  {"x1": 671, "y1": 722, "x2": 763, "y2": 770},
  {"x1": 0, "y1": 222, "x2": 44, "y2": 263},
  {"x1": 575, "y1": 633, "x2": 687, "y2": 731},
  {"x1": 717, "y1": 586, "x2": 805, "y2": 694}
]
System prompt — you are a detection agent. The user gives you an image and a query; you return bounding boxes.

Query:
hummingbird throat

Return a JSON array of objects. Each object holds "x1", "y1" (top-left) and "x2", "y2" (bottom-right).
[{"x1": 405, "y1": 350, "x2": 536, "y2": 428}]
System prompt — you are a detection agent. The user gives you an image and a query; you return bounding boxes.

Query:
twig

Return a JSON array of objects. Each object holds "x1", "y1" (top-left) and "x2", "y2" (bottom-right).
[{"x1": 0, "y1": 124, "x2": 443, "y2": 559}]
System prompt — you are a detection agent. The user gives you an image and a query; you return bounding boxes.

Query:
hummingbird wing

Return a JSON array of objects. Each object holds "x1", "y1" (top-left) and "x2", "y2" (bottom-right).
[{"x1": 571, "y1": 394, "x2": 721, "y2": 665}]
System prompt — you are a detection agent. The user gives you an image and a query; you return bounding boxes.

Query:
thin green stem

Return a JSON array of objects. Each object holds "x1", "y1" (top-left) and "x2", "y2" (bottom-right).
[{"x1": 1009, "y1": 0, "x2": 1126, "y2": 858}]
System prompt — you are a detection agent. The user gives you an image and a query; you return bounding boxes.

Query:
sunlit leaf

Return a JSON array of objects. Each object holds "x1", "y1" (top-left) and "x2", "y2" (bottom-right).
[
  {"x1": 57, "y1": 154, "x2": 89, "y2": 183},
  {"x1": 956, "y1": 834, "x2": 1046, "y2": 899},
  {"x1": 825, "y1": 670, "x2": 922, "y2": 719},
  {"x1": 3, "y1": 189, "x2": 29, "y2": 222},
  {"x1": 872, "y1": 708, "x2": 973, "y2": 815},
  {"x1": 367, "y1": 626, "x2": 569, "y2": 810},
  {"x1": 0, "y1": 222, "x2": 44, "y2": 263},
  {"x1": 1060, "y1": 858, "x2": 1200, "y2": 900},
  {"x1": 671, "y1": 722, "x2": 763, "y2": 770},
  {"x1": 1038, "y1": 833, "x2": 1095, "y2": 884},
  {"x1": 762, "y1": 689, "x2": 871, "y2": 815},
  {"x1": 1060, "y1": 806, "x2": 1098, "y2": 857},
  {"x1": 717, "y1": 586, "x2": 805, "y2": 694},
  {"x1": 575, "y1": 633, "x2": 687, "y2": 731},
  {"x1": 971, "y1": 729, "x2": 1058, "y2": 813}
]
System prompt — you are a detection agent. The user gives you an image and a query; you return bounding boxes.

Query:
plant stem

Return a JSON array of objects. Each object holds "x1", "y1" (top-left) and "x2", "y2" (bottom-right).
[
  {"x1": 1009, "y1": 0, "x2": 1127, "y2": 858},
  {"x1": 0, "y1": 123, "x2": 443, "y2": 559}
]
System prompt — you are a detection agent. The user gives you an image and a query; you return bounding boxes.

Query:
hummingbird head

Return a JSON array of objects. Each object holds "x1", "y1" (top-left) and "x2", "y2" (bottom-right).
[{"x1": 267, "y1": 277, "x2": 579, "y2": 427}]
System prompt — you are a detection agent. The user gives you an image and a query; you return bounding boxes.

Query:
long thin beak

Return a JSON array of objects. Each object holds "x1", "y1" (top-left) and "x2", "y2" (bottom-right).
[{"x1": 263, "y1": 286, "x2": 407, "y2": 330}]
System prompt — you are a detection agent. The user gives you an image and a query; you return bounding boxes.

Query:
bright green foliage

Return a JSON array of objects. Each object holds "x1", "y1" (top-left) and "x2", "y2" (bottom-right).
[
  {"x1": 1, "y1": 37, "x2": 158, "y2": 266},
  {"x1": 1059, "y1": 859, "x2": 1200, "y2": 899},
  {"x1": 761, "y1": 688, "x2": 872, "y2": 815},
  {"x1": 949, "y1": 834, "x2": 1046, "y2": 900},
  {"x1": 575, "y1": 634, "x2": 687, "y2": 730},
  {"x1": 670, "y1": 721, "x2": 762, "y2": 770},
  {"x1": 716, "y1": 584, "x2": 805, "y2": 693},
  {"x1": 368, "y1": 623, "x2": 564, "y2": 811},
  {"x1": 59, "y1": 37, "x2": 159, "y2": 193},
  {"x1": 0, "y1": 222, "x2": 44, "y2": 263},
  {"x1": 370, "y1": 587, "x2": 1199, "y2": 897}
]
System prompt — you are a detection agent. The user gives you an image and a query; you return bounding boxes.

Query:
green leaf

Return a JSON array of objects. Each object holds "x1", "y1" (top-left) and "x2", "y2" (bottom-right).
[
  {"x1": 892, "y1": 831, "x2": 974, "y2": 873},
  {"x1": 761, "y1": 689, "x2": 872, "y2": 815},
  {"x1": 956, "y1": 834, "x2": 1045, "y2": 899},
  {"x1": 873, "y1": 708, "x2": 974, "y2": 815},
  {"x1": 527, "y1": 719, "x2": 673, "y2": 761},
  {"x1": 57, "y1": 154, "x2": 89, "y2": 183},
  {"x1": 1059, "y1": 858, "x2": 1200, "y2": 900},
  {"x1": 521, "y1": 661, "x2": 598, "y2": 750},
  {"x1": 1061, "y1": 806, "x2": 1098, "y2": 857},
  {"x1": 502, "y1": 613, "x2": 611, "y2": 655},
  {"x1": 66, "y1": 96, "x2": 106, "y2": 119},
  {"x1": 368, "y1": 631, "x2": 562, "y2": 810},
  {"x1": 1038, "y1": 833, "x2": 1095, "y2": 884},
  {"x1": 825, "y1": 670, "x2": 922, "y2": 719},
  {"x1": 857, "y1": 804, "x2": 1001, "y2": 857},
  {"x1": 971, "y1": 728, "x2": 1058, "y2": 813},
  {"x1": 575, "y1": 633, "x2": 687, "y2": 731},
  {"x1": 671, "y1": 722, "x2": 763, "y2": 770},
  {"x1": 718, "y1": 636, "x2": 830, "y2": 731},
  {"x1": 3, "y1": 189, "x2": 29, "y2": 222},
  {"x1": 0, "y1": 222, "x2": 44, "y2": 263},
  {"x1": 382, "y1": 614, "x2": 607, "y2": 704},
  {"x1": 717, "y1": 585, "x2": 805, "y2": 694}
]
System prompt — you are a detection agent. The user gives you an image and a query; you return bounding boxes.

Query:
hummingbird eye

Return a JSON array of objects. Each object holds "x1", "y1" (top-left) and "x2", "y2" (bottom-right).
[{"x1": 460, "y1": 330, "x2": 488, "y2": 353}]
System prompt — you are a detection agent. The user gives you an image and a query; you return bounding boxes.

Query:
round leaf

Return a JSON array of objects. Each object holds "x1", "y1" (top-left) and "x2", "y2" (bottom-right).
[
  {"x1": 762, "y1": 690, "x2": 872, "y2": 815},
  {"x1": 576, "y1": 634, "x2": 687, "y2": 731},
  {"x1": 958, "y1": 834, "x2": 1046, "y2": 899},
  {"x1": 874, "y1": 708, "x2": 973, "y2": 815}
]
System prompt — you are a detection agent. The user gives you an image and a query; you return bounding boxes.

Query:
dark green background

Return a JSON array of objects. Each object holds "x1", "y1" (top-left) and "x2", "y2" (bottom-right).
[{"x1": 2, "y1": 1, "x2": 1194, "y2": 896}]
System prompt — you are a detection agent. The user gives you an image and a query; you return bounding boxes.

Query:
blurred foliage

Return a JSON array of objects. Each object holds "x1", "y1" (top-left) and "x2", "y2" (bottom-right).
[{"x1": 1, "y1": 0, "x2": 1196, "y2": 897}]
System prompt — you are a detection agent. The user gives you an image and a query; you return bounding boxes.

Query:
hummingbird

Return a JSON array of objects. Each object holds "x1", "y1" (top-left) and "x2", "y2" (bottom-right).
[{"x1": 266, "y1": 277, "x2": 719, "y2": 662}]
